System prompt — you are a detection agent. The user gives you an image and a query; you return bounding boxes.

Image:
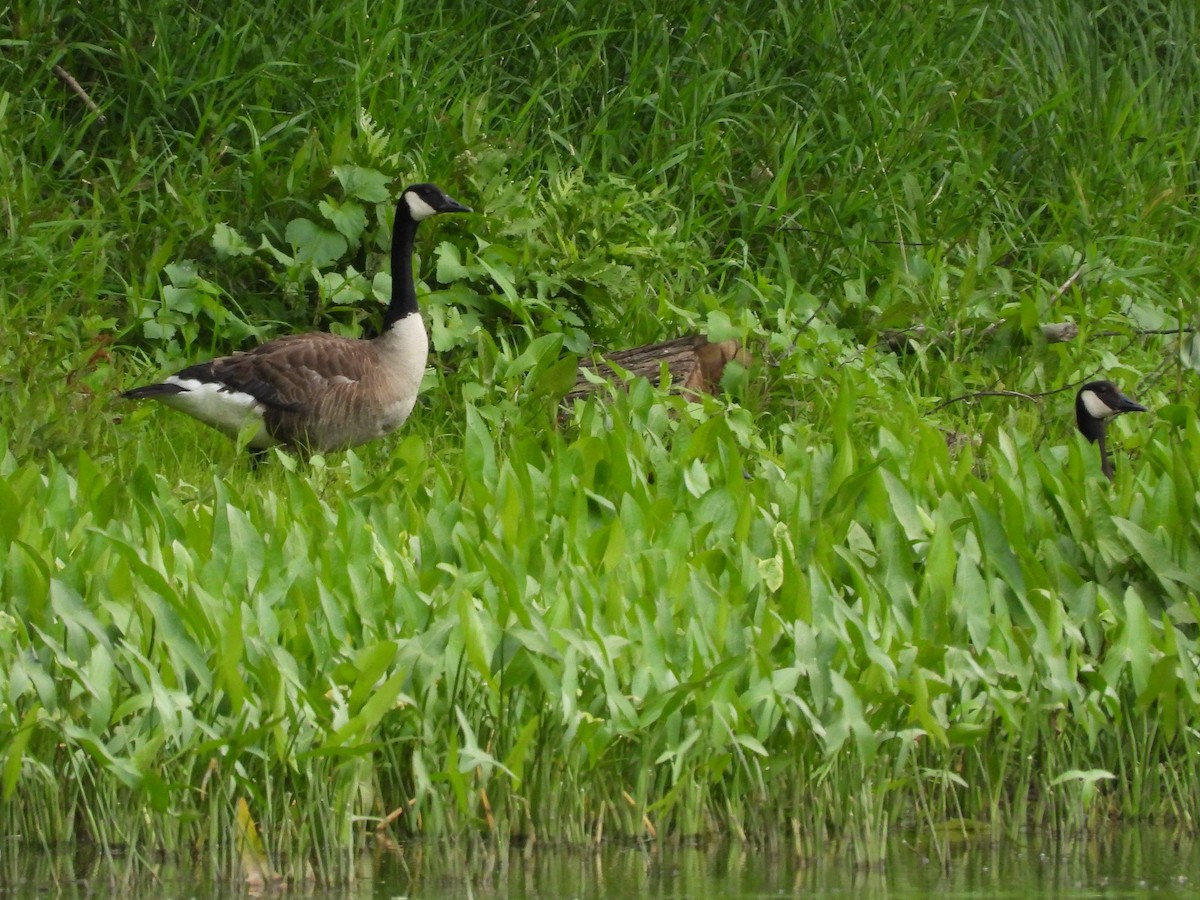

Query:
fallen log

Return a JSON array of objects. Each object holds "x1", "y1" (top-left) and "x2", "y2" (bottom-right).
[{"x1": 564, "y1": 335, "x2": 751, "y2": 405}]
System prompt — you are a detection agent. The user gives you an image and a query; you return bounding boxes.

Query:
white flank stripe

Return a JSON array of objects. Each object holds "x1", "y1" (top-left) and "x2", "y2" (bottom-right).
[{"x1": 161, "y1": 377, "x2": 274, "y2": 446}]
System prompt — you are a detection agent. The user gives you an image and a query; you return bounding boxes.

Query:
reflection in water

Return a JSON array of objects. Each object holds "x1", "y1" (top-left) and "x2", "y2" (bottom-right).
[
  {"x1": 371, "y1": 828, "x2": 1197, "y2": 898},
  {"x1": 1, "y1": 828, "x2": 1195, "y2": 898}
]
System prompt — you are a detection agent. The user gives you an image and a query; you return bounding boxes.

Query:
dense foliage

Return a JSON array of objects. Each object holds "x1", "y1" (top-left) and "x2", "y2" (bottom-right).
[{"x1": 2, "y1": 0, "x2": 1200, "y2": 883}]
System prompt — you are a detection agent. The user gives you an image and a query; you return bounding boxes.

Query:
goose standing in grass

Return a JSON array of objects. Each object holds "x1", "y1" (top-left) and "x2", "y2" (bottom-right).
[
  {"x1": 1075, "y1": 380, "x2": 1147, "y2": 479},
  {"x1": 123, "y1": 183, "x2": 471, "y2": 455}
]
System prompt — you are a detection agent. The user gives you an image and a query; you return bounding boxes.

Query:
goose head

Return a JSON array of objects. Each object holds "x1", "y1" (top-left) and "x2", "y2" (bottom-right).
[
  {"x1": 1075, "y1": 380, "x2": 1147, "y2": 478},
  {"x1": 401, "y1": 183, "x2": 473, "y2": 222},
  {"x1": 1076, "y1": 381, "x2": 1147, "y2": 441}
]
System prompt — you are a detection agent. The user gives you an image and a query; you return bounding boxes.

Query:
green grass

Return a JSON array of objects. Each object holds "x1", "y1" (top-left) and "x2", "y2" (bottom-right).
[{"x1": 3, "y1": 0, "x2": 1200, "y2": 885}]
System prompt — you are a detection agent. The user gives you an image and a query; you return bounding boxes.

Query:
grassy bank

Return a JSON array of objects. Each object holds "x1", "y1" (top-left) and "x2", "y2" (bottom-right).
[{"x1": 3, "y1": 0, "x2": 1200, "y2": 883}]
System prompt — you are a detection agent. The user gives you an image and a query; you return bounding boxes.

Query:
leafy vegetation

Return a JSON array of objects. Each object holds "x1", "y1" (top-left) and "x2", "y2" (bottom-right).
[{"x1": 2, "y1": 0, "x2": 1200, "y2": 885}]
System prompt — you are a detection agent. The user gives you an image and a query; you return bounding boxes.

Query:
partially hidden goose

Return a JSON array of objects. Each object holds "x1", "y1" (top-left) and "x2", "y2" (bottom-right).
[
  {"x1": 1075, "y1": 380, "x2": 1147, "y2": 479},
  {"x1": 123, "y1": 183, "x2": 471, "y2": 455}
]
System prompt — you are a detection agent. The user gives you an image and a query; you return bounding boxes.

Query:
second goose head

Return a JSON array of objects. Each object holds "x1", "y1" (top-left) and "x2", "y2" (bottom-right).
[{"x1": 1075, "y1": 380, "x2": 1147, "y2": 479}]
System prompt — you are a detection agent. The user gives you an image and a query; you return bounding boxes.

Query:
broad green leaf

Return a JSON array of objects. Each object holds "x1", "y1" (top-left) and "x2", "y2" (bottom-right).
[
  {"x1": 881, "y1": 471, "x2": 925, "y2": 543},
  {"x1": 163, "y1": 261, "x2": 199, "y2": 286},
  {"x1": 348, "y1": 641, "x2": 399, "y2": 711},
  {"x1": 463, "y1": 404, "x2": 498, "y2": 487},
  {"x1": 1113, "y1": 518, "x2": 1200, "y2": 591},
  {"x1": 331, "y1": 669, "x2": 407, "y2": 745},
  {"x1": 683, "y1": 459, "x2": 711, "y2": 498},
  {"x1": 217, "y1": 602, "x2": 246, "y2": 715},
  {"x1": 284, "y1": 217, "x2": 347, "y2": 267},
  {"x1": 333, "y1": 164, "x2": 391, "y2": 203},
  {"x1": 954, "y1": 534, "x2": 991, "y2": 649},
  {"x1": 7, "y1": 541, "x2": 49, "y2": 615},
  {"x1": 0, "y1": 476, "x2": 19, "y2": 545},
  {"x1": 212, "y1": 222, "x2": 254, "y2": 257},
  {"x1": 733, "y1": 733, "x2": 768, "y2": 757},
  {"x1": 454, "y1": 707, "x2": 513, "y2": 777},
  {"x1": 318, "y1": 197, "x2": 367, "y2": 244},
  {"x1": 1051, "y1": 769, "x2": 1116, "y2": 786},
  {"x1": 705, "y1": 309, "x2": 739, "y2": 343},
  {"x1": 502, "y1": 715, "x2": 540, "y2": 785},
  {"x1": 435, "y1": 240, "x2": 473, "y2": 282},
  {"x1": 456, "y1": 591, "x2": 495, "y2": 691},
  {"x1": 475, "y1": 252, "x2": 518, "y2": 304},
  {"x1": 2, "y1": 705, "x2": 40, "y2": 799}
]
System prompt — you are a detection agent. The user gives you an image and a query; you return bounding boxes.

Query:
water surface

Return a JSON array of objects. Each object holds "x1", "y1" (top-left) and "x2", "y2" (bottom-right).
[{"x1": 2, "y1": 828, "x2": 1195, "y2": 898}]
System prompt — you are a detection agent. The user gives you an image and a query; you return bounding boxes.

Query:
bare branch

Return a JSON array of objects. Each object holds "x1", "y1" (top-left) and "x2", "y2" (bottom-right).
[
  {"x1": 1045, "y1": 263, "x2": 1088, "y2": 307},
  {"x1": 879, "y1": 320, "x2": 1078, "y2": 352},
  {"x1": 777, "y1": 224, "x2": 937, "y2": 247},
  {"x1": 925, "y1": 389, "x2": 1042, "y2": 415},
  {"x1": 53, "y1": 64, "x2": 107, "y2": 124},
  {"x1": 1096, "y1": 326, "x2": 1197, "y2": 337}
]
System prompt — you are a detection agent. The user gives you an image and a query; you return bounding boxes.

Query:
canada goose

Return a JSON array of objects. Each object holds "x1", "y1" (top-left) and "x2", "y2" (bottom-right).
[
  {"x1": 123, "y1": 183, "x2": 471, "y2": 454},
  {"x1": 1075, "y1": 380, "x2": 1147, "y2": 479}
]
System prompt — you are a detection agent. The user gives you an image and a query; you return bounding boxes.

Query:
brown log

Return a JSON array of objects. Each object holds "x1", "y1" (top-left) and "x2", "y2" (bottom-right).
[
  {"x1": 1041, "y1": 321, "x2": 1079, "y2": 343},
  {"x1": 564, "y1": 335, "x2": 751, "y2": 405}
]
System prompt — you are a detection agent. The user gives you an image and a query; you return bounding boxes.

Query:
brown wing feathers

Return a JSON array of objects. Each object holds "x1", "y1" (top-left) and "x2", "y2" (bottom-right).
[{"x1": 205, "y1": 334, "x2": 371, "y2": 413}]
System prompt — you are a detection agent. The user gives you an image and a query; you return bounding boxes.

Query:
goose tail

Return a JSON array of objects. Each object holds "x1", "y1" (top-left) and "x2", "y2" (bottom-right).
[{"x1": 123, "y1": 383, "x2": 186, "y2": 400}]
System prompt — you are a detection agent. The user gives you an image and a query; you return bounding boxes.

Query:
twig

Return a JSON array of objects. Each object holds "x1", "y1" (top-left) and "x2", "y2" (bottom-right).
[
  {"x1": 924, "y1": 368, "x2": 1156, "y2": 417},
  {"x1": 925, "y1": 389, "x2": 1043, "y2": 415},
  {"x1": 1096, "y1": 326, "x2": 1197, "y2": 337},
  {"x1": 879, "y1": 320, "x2": 1078, "y2": 352},
  {"x1": 768, "y1": 296, "x2": 832, "y2": 364},
  {"x1": 777, "y1": 224, "x2": 937, "y2": 247},
  {"x1": 1138, "y1": 353, "x2": 1177, "y2": 392},
  {"x1": 1137, "y1": 321, "x2": 1198, "y2": 396},
  {"x1": 53, "y1": 64, "x2": 107, "y2": 124},
  {"x1": 1045, "y1": 263, "x2": 1088, "y2": 307}
]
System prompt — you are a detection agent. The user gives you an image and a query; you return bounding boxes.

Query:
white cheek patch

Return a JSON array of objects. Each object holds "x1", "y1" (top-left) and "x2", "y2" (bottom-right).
[
  {"x1": 161, "y1": 377, "x2": 272, "y2": 444},
  {"x1": 1081, "y1": 389, "x2": 1117, "y2": 419},
  {"x1": 404, "y1": 191, "x2": 439, "y2": 221}
]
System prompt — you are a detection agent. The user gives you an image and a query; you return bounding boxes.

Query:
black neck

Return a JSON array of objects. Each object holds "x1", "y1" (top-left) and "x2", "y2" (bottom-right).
[
  {"x1": 1098, "y1": 432, "x2": 1115, "y2": 480},
  {"x1": 1075, "y1": 401, "x2": 1107, "y2": 444},
  {"x1": 384, "y1": 209, "x2": 418, "y2": 331}
]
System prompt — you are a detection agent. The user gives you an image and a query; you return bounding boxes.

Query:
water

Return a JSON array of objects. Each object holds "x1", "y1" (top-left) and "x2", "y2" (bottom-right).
[{"x1": 2, "y1": 829, "x2": 1196, "y2": 898}]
